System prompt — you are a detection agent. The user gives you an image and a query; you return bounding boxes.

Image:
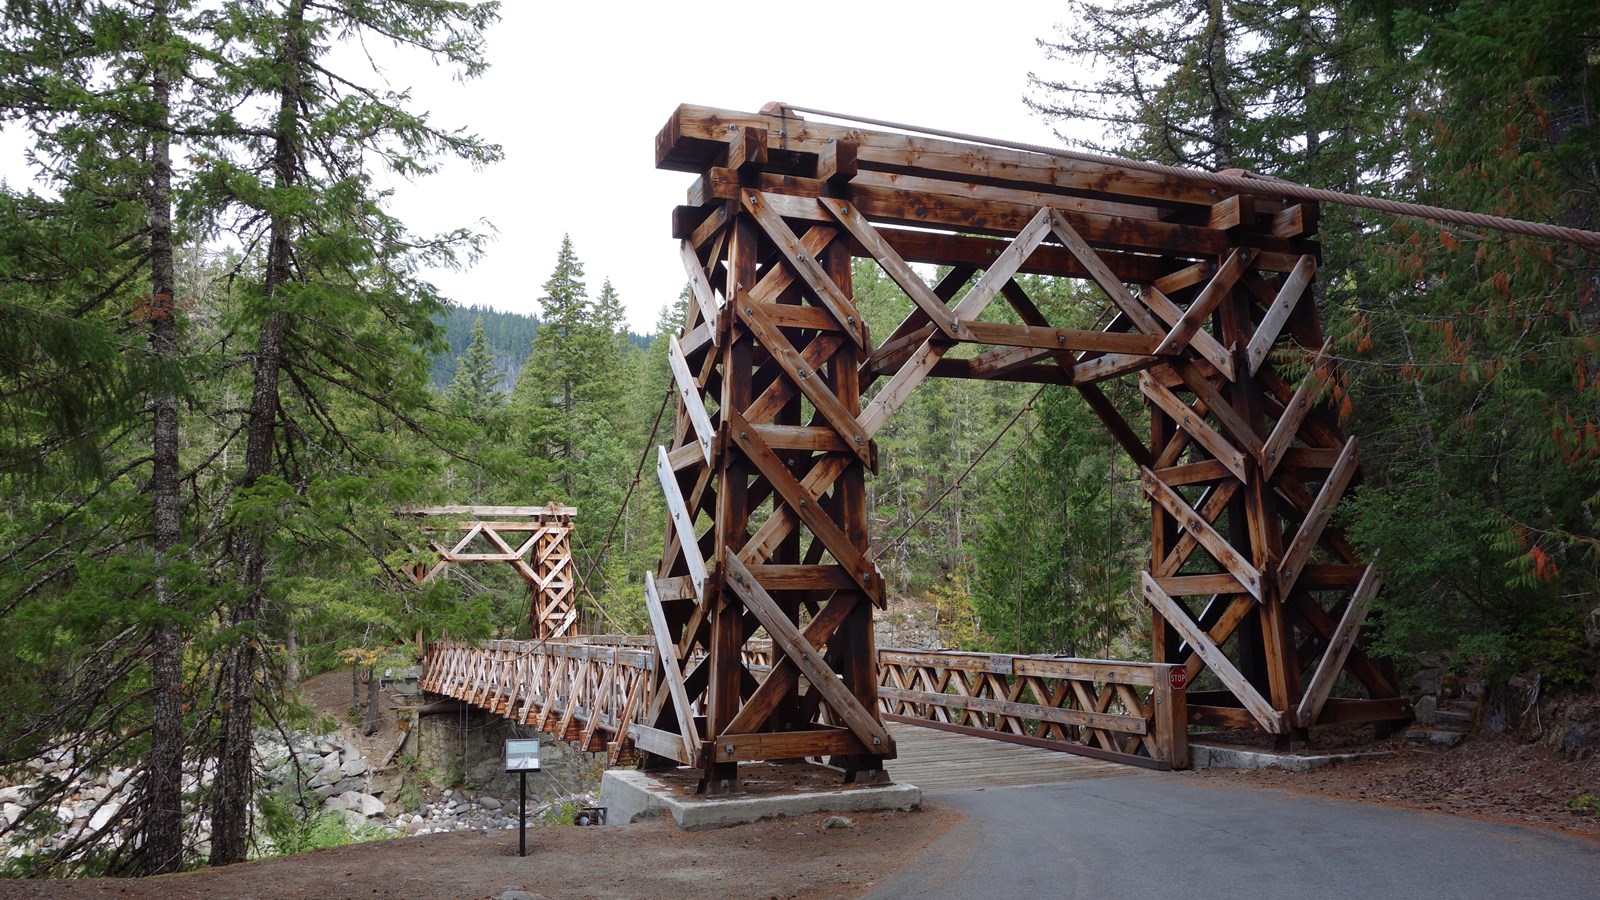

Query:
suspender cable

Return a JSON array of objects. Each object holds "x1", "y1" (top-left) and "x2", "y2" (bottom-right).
[{"x1": 774, "y1": 103, "x2": 1600, "y2": 250}]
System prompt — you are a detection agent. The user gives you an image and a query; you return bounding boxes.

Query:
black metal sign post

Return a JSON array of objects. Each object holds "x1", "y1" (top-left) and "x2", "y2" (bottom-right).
[{"x1": 505, "y1": 738, "x2": 541, "y2": 858}]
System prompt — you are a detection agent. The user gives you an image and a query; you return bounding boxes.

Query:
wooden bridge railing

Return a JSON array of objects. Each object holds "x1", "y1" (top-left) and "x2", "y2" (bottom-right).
[
  {"x1": 419, "y1": 640, "x2": 1190, "y2": 770},
  {"x1": 420, "y1": 637, "x2": 654, "y2": 766},
  {"x1": 877, "y1": 650, "x2": 1187, "y2": 770}
]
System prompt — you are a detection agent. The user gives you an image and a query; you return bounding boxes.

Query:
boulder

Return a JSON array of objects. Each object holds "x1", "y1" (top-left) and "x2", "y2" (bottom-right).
[
  {"x1": 341, "y1": 757, "x2": 370, "y2": 778},
  {"x1": 478, "y1": 796, "x2": 502, "y2": 811},
  {"x1": 307, "y1": 762, "x2": 342, "y2": 789},
  {"x1": 88, "y1": 802, "x2": 120, "y2": 832},
  {"x1": 325, "y1": 790, "x2": 385, "y2": 818}
]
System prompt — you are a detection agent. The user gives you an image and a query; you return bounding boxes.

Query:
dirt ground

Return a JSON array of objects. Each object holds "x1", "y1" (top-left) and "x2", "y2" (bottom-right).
[
  {"x1": 1188, "y1": 732, "x2": 1600, "y2": 841},
  {"x1": 0, "y1": 805, "x2": 961, "y2": 900}
]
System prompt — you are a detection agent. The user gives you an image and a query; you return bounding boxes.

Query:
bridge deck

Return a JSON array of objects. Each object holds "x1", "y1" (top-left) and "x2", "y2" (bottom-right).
[{"x1": 885, "y1": 722, "x2": 1149, "y2": 793}]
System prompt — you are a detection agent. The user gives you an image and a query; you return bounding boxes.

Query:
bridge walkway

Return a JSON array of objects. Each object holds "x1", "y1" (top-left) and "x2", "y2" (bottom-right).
[{"x1": 884, "y1": 722, "x2": 1148, "y2": 793}]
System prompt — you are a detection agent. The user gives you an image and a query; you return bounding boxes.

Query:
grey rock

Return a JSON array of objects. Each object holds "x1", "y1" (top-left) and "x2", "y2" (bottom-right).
[
  {"x1": 1413, "y1": 695, "x2": 1439, "y2": 725},
  {"x1": 822, "y1": 815, "x2": 855, "y2": 829},
  {"x1": 1415, "y1": 650, "x2": 1449, "y2": 669},
  {"x1": 88, "y1": 802, "x2": 119, "y2": 831},
  {"x1": 1586, "y1": 605, "x2": 1600, "y2": 649},
  {"x1": 0, "y1": 786, "x2": 27, "y2": 805},
  {"x1": 496, "y1": 890, "x2": 540, "y2": 900},
  {"x1": 478, "y1": 796, "x2": 502, "y2": 810},
  {"x1": 308, "y1": 762, "x2": 343, "y2": 788},
  {"x1": 326, "y1": 790, "x2": 386, "y2": 818},
  {"x1": 341, "y1": 757, "x2": 369, "y2": 777},
  {"x1": 1, "y1": 803, "x2": 23, "y2": 826}
]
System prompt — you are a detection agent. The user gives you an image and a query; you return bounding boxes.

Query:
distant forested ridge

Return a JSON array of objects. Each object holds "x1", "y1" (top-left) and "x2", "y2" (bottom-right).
[{"x1": 431, "y1": 303, "x2": 651, "y2": 392}]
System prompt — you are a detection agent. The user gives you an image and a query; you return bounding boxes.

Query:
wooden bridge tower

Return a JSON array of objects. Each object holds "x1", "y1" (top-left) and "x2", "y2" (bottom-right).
[
  {"x1": 402, "y1": 504, "x2": 578, "y2": 639},
  {"x1": 644, "y1": 104, "x2": 1407, "y2": 790}
]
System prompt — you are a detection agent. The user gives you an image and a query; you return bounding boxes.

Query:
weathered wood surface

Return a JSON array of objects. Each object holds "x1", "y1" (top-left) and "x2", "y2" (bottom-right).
[
  {"x1": 629, "y1": 103, "x2": 1404, "y2": 785},
  {"x1": 884, "y1": 722, "x2": 1149, "y2": 793},
  {"x1": 418, "y1": 640, "x2": 1189, "y2": 769}
]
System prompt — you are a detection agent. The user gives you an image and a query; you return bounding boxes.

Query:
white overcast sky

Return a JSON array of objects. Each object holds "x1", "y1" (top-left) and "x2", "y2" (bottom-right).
[
  {"x1": 0, "y1": 2, "x2": 1093, "y2": 333},
  {"x1": 384, "y1": 0, "x2": 1085, "y2": 332}
]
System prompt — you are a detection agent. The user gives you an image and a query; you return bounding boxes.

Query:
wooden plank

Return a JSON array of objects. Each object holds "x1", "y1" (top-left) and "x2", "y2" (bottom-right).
[
  {"x1": 726, "y1": 409, "x2": 883, "y2": 604},
  {"x1": 1260, "y1": 342, "x2": 1332, "y2": 478},
  {"x1": 736, "y1": 301, "x2": 874, "y2": 469},
  {"x1": 679, "y1": 240, "x2": 719, "y2": 345},
  {"x1": 1139, "y1": 374, "x2": 1249, "y2": 483},
  {"x1": 1156, "y1": 573, "x2": 1246, "y2": 596},
  {"x1": 1247, "y1": 255, "x2": 1317, "y2": 376},
  {"x1": 1072, "y1": 352, "x2": 1162, "y2": 385},
  {"x1": 1157, "y1": 248, "x2": 1251, "y2": 355},
  {"x1": 1171, "y1": 358, "x2": 1266, "y2": 460},
  {"x1": 1277, "y1": 438, "x2": 1360, "y2": 599},
  {"x1": 877, "y1": 686, "x2": 1148, "y2": 735},
  {"x1": 668, "y1": 336, "x2": 715, "y2": 466},
  {"x1": 879, "y1": 650, "x2": 1163, "y2": 687},
  {"x1": 958, "y1": 320, "x2": 1162, "y2": 355},
  {"x1": 741, "y1": 192, "x2": 869, "y2": 348},
  {"x1": 882, "y1": 715, "x2": 1171, "y2": 771},
  {"x1": 1295, "y1": 561, "x2": 1382, "y2": 728},
  {"x1": 1140, "y1": 574, "x2": 1283, "y2": 732},
  {"x1": 818, "y1": 138, "x2": 858, "y2": 185},
  {"x1": 724, "y1": 555, "x2": 893, "y2": 752},
  {"x1": 659, "y1": 104, "x2": 1289, "y2": 210},
  {"x1": 877, "y1": 227, "x2": 1177, "y2": 284},
  {"x1": 1140, "y1": 467, "x2": 1262, "y2": 600},
  {"x1": 745, "y1": 564, "x2": 857, "y2": 591},
  {"x1": 713, "y1": 728, "x2": 869, "y2": 762},
  {"x1": 1046, "y1": 209, "x2": 1167, "y2": 336},
  {"x1": 656, "y1": 446, "x2": 707, "y2": 598},
  {"x1": 726, "y1": 124, "x2": 767, "y2": 173},
  {"x1": 628, "y1": 723, "x2": 693, "y2": 764},
  {"x1": 748, "y1": 424, "x2": 848, "y2": 452},
  {"x1": 644, "y1": 573, "x2": 701, "y2": 763},
  {"x1": 1140, "y1": 285, "x2": 1236, "y2": 380},
  {"x1": 403, "y1": 506, "x2": 577, "y2": 517},
  {"x1": 951, "y1": 207, "x2": 1054, "y2": 322},
  {"x1": 721, "y1": 592, "x2": 860, "y2": 735},
  {"x1": 1188, "y1": 705, "x2": 1261, "y2": 729},
  {"x1": 1154, "y1": 459, "x2": 1232, "y2": 486},
  {"x1": 819, "y1": 196, "x2": 959, "y2": 337},
  {"x1": 1315, "y1": 697, "x2": 1412, "y2": 725}
]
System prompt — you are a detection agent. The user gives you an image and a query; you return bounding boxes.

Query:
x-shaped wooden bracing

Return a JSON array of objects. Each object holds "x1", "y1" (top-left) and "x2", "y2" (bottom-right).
[
  {"x1": 407, "y1": 516, "x2": 578, "y2": 639},
  {"x1": 645, "y1": 186, "x2": 1396, "y2": 777}
]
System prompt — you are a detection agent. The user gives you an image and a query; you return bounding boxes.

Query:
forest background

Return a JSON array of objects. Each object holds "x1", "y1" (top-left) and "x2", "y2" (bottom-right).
[{"x1": 1, "y1": 0, "x2": 1596, "y2": 878}]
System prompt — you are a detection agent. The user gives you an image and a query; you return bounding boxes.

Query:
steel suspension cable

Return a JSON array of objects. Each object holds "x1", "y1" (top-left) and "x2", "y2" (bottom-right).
[
  {"x1": 871, "y1": 385, "x2": 1046, "y2": 563},
  {"x1": 571, "y1": 381, "x2": 674, "y2": 624},
  {"x1": 775, "y1": 104, "x2": 1600, "y2": 250}
]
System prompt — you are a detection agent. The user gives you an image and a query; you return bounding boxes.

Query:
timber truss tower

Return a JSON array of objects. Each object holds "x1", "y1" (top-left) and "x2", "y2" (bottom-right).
[{"x1": 644, "y1": 104, "x2": 1406, "y2": 791}]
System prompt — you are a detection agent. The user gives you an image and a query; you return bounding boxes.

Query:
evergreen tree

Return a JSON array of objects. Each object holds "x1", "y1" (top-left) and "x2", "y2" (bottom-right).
[
  {"x1": 187, "y1": 0, "x2": 500, "y2": 864},
  {"x1": 446, "y1": 316, "x2": 504, "y2": 414}
]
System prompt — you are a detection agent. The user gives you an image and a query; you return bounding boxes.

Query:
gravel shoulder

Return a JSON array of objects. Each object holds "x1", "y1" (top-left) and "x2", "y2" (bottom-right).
[{"x1": 0, "y1": 805, "x2": 961, "y2": 900}]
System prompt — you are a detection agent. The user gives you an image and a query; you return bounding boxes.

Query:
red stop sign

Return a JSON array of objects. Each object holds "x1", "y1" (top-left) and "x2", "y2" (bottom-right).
[{"x1": 1168, "y1": 668, "x2": 1189, "y2": 690}]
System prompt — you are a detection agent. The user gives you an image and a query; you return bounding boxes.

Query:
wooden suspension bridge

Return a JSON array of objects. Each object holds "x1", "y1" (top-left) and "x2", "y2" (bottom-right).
[{"x1": 416, "y1": 102, "x2": 1434, "y2": 792}]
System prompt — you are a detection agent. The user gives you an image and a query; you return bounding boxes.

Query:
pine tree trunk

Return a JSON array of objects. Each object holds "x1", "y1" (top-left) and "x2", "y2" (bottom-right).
[
  {"x1": 209, "y1": 0, "x2": 304, "y2": 866},
  {"x1": 143, "y1": 0, "x2": 185, "y2": 874}
]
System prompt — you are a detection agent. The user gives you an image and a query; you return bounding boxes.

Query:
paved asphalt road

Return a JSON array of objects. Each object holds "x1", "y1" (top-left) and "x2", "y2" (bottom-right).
[{"x1": 868, "y1": 774, "x2": 1600, "y2": 899}]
